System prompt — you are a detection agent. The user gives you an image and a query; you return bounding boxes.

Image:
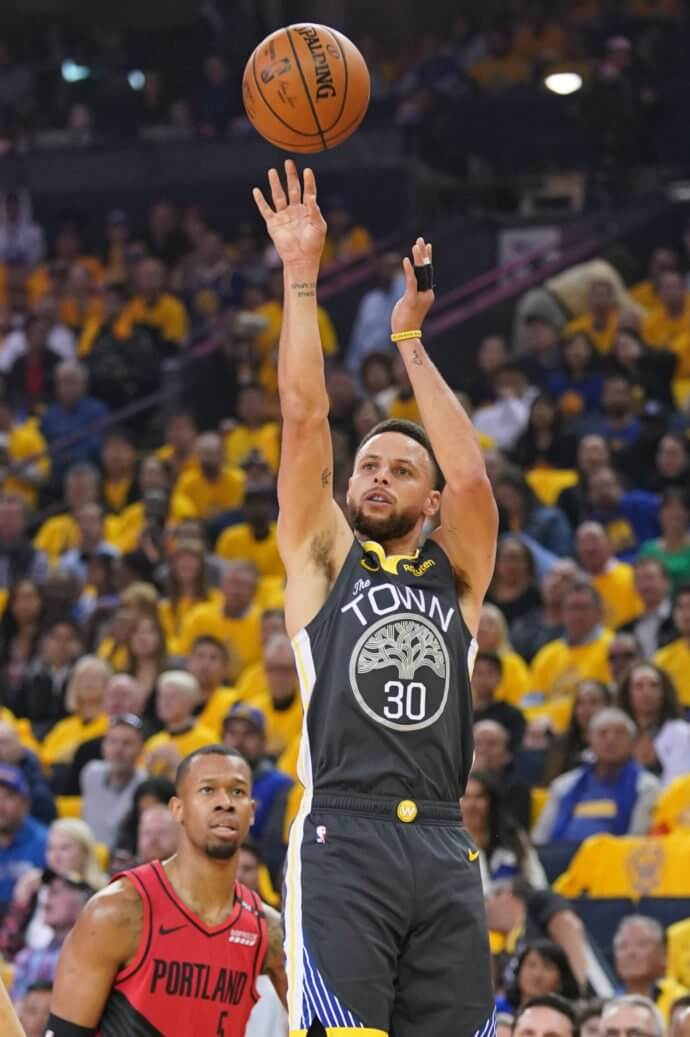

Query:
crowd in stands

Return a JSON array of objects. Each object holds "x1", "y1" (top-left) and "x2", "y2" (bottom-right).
[
  {"x1": 0, "y1": 96, "x2": 690, "y2": 1037},
  {"x1": 1, "y1": 0, "x2": 690, "y2": 162}
]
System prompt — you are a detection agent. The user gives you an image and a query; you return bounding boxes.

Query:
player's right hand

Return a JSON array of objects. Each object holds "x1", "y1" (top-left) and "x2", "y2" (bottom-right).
[{"x1": 252, "y1": 159, "x2": 326, "y2": 268}]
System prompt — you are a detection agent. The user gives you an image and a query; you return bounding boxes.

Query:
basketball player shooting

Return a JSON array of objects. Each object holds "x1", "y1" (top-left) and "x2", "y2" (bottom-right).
[
  {"x1": 44, "y1": 746, "x2": 285, "y2": 1036},
  {"x1": 252, "y1": 159, "x2": 498, "y2": 1037}
]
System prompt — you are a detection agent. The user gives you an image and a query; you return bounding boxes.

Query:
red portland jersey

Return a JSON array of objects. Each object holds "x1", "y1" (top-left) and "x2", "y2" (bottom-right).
[{"x1": 97, "y1": 860, "x2": 267, "y2": 1037}]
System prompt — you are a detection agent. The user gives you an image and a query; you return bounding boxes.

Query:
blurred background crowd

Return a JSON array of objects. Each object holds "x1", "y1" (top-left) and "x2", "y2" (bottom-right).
[{"x1": 1, "y1": 1, "x2": 690, "y2": 1036}]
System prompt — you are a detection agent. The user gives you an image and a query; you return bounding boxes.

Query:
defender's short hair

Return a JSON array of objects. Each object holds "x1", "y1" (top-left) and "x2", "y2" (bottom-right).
[
  {"x1": 175, "y1": 744, "x2": 248, "y2": 793},
  {"x1": 357, "y1": 418, "x2": 444, "y2": 490}
]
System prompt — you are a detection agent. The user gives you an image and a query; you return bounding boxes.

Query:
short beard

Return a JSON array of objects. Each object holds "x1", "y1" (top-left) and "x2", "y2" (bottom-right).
[
  {"x1": 204, "y1": 840, "x2": 239, "y2": 860},
  {"x1": 348, "y1": 502, "x2": 420, "y2": 542}
]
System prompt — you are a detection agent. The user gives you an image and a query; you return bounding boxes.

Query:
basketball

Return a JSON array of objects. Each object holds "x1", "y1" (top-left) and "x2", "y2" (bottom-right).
[{"x1": 242, "y1": 23, "x2": 371, "y2": 153}]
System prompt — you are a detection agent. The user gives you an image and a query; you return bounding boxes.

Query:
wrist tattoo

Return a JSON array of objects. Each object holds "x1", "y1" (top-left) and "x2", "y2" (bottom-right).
[
  {"x1": 320, "y1": 467, "x2": 331, "y2": 488},
  {"x1": 290, "y1": 281, "x2": 316, "y2": 298},
  {"x1": 411, "y1": 349, "x2": 423, "y2": 365}
]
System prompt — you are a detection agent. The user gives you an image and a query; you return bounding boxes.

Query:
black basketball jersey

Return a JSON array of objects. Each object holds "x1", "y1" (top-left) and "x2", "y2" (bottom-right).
[{"x1": 291, "y1": 537, "x2": 477, "y2": 802}]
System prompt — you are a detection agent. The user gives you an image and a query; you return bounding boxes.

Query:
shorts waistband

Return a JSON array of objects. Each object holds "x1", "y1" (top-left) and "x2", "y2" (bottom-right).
[{"x1": 311, "y1": 792, "x2": 462, "y2": 826}]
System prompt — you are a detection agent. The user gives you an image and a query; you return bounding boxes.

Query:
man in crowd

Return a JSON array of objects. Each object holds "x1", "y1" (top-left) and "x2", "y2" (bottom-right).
[
  {"x1": 223, "y1": 702, "x2": 292, "y2": 883},
  {"x1": 249, "y1": 634, "x2": 303, "y2": 768},
  {"x1": 187, "y1": 635, "x2": 238, "y2": 738},
  {"x1": 473, "y1": 719, "x2": 531, "y2": 829},
  {"x1": 16, "y1": 981, "x2": 52, "y2": 1037},
  {"x1": 0, "y1": 765, "x2": 46, "y2": 915},
  {"x1": 0, "y1": 494, "x2": 48, "y2": 588},
  {"x1": 620, "y1": 557, "x2": 676, "y2": 658},
  {"x1": 600, "y1": 995, "x2": 665, "y2": 1037},
  {"x1": 11, "y1": 618, "x2": 81, "y2": 739},
  {"x1": 58, "y1": 503, "x2": 119, "y2": 584},
  {"x1": 530, "y1": 582, "x2": 613, "y2": 700},
  {"x1": 512, "y1": 995, "x2": 580, "y2": 1037},
  {"x1": 585, "y1": 466, "x2": 660, "y2": 561},
  {"x1": 40, "y1": 362, "x2": 109, "y2": 475},
  {"x1": 471, "y1": 650, "x2": 526, "y2": 749},
  {"x1": 143, "y1": 671, "x2": 216, "y2": 779},
  {"x1": 575, "y1": 522, "x2": 643, "y2": 628},
  {"x1": 613, "y1": 915, "x2": 688, "y2": 1022},
  {"x1": 180, "y1": 560, "x2": 263, "y2": 675},
  {"x1": 0, "y1": 723, "x2": 54, "y2": 825},
  {"x1": 81, "y1": 714, "x2": 146, "y2": 849},
  {"x1": 11, "y1": 875, "x2": 93, "y2": 1001},
  {"x1": 532, "y1": 708, "x2": 660, "y2": 844}
]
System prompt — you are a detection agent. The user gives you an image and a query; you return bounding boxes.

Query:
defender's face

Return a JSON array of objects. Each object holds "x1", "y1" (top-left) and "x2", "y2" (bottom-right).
[
  {"x1": 347, "y1": 432, "x2": 440, "y2": 541},
  {"x1": 171, "y1": 754, "x2": 254, "y2": 861}
]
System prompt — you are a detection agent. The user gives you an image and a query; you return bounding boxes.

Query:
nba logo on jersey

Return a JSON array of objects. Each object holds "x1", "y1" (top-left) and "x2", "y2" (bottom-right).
[{"x1": 316, "y1": 825, "x2": 328, "y2": 844}]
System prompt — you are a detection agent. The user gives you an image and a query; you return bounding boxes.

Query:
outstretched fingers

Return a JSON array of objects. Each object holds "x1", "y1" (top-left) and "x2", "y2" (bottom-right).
[
  {"x1": 252, "y1": 187, "x2": 273, "y2": 222},
  {"x1": 285, "y1": 159, "x2": 301, "y2": 205},
  {"x1": 412, "y1": 236, "x2": 432, "y2": 266},
  {"x1": 401, "y1": 255, "x2": 417, "y2": 292},
  {"x1": 268, "y1": 167, "x2": 288, "y2": 210}
]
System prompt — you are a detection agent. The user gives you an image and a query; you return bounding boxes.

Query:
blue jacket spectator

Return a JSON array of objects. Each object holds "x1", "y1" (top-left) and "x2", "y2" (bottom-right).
[
  {"x1": 347, "y1": 256, "x2": 405, "y2": 379},
  {"x1": 0, "y1": 764, "x2": 47, "y2": 913},
  {"x1": 494, "y1": 468, "x2": 573, "y2": 558},
  {"x1": 532, "y1": 708, "x2": 660, "y2": 845},
  {"x1": 40, "y1": 362, "x2": 109, "y2": 476},
  {"x1": 0, "y1": 721, "x2": 56, "y2": 824},
  {"x1": 585, "y1": 466, "x2": 660, "y2": 561}
]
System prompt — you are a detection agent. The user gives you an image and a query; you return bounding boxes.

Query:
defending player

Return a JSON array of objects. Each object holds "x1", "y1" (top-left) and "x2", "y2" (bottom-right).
[{"x1": 45, "y1": 745, "x2": 285, "y2": 1036}]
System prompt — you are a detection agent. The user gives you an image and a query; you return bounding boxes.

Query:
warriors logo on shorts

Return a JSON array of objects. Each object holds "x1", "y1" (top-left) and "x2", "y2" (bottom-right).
[{"x1": 349, "y1": 612, "x2": 450, "y2": 732}]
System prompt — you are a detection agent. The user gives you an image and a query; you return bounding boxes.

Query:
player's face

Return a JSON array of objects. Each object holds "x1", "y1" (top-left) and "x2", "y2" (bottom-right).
[
  {"x1": 172, "y1": 754, "x2": 254, "y2": 861},
  {"x1": 347, "y1": 432, "x2": 440, "y2": 542}
]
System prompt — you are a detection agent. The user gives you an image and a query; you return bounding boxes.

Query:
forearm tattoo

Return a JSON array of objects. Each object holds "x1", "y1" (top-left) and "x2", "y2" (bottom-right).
[
  {"x1": 411, "y1": 350, "x2": 423, "y2": 365},
  {"x1": 290, "y1": 281, "x2": 316, "y2": 297},
  {"x1": 321, "y1": 467, "x2": 331, "y2": 488}
]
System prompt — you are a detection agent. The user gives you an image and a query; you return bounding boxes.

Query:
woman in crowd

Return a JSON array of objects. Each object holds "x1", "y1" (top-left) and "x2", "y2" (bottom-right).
[
  {"x1": 648, "y1": 434, "x2": 690, "y2": 494},
  {"x1": 462, "y1": 770, "x2": 546, "y2": 891},
  {"x1": 126, "y1": 612, "x2": 169, "y2": 724},
  {"x1": 618, "y1": 662, "x2": 690, "y2": 786},
  {"x1": 555, "y1": 434, "x2": 610, "y2": 531},
  {"x1": 109, "y1": 776, "x2": 175, "y2": 872},
  {"x1": 541, "y1": 679, "x2": 612, "y2": 784},
  {"x1": 0, "y1": 580, "x2": 44, "y2": 697},
  {"x1": 638, "y1": 488, "x2": 690, "y2": 592},
  {"x1": 486, "y1": 535, "x2": 542, "y2": 630},
  {"x1": 607, "y1": 328, "x2": 676, "y2": 411},
  {"x1": 493, "y1": 468, "x2": 573, "y2": 557},
  {"x1": 511, "y1": 393, "x2": 578, "y2": 471},
  {"x1": 40, "y1": 656, "x2": 111, "y2": 784},
  {"x1": 477, "y1": 603, "x2": 530, "y2": 707},
  {"x1": 546, "y1": 333, "x2": 604, "y2": 418},
  {"x1": 0, "y1": 817, "x2": 107, "y2": 959},
  {"x1": 497, "y1": 940, "x2": 579, "y2": 1012},
  {"x1": 158, "y1": 539, "x2": 221, "y2": 656}
]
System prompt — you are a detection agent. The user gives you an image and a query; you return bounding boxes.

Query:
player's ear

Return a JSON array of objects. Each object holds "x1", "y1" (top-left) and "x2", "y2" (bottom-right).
[
  {"x1": 423, "y1": 489, "x2": 442, "y2": 520},
  {"x1": 169, "y1": 795, "x2": 183, "y2": 824}
]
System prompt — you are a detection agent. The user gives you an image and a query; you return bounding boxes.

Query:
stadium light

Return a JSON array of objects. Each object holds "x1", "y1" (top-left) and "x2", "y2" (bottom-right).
[
  {"x1": 128, "y1": 69, "x2": 146, "y2": 91},
  {"x1": 544, "y1": 71, "x2": 583, "y2": 96},
  {"x1": 61, "y1": 60, "x2": 91, "y2": 83}
]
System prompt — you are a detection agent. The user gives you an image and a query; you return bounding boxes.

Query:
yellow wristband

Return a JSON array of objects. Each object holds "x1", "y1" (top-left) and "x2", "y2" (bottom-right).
[{"x1": 390, "y1": 330, "x2": 422, "y2": 342}]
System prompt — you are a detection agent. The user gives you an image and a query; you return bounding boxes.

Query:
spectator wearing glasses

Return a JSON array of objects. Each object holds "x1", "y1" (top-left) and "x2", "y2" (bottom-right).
[
  {"x1": 600, "y1": 994, "x2": 665, "y2": 1037},
  {"x1": 80, "y1": 714, "x2": 146, "y2": 849},
  {"x1": 607, "y1": 633, "x2": 643, "y2": 687}
]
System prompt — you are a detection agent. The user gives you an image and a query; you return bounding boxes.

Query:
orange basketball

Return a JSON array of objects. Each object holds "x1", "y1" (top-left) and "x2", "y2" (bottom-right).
[{"x1": 242, "y1": 23, "x2": 370, "y2": 153}]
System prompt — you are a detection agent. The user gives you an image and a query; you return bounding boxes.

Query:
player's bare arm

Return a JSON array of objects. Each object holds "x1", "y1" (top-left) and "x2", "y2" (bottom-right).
[
  {"x1": 252, "y1": 160, "x2": 352, "y2": 636},
  {"x1": 390, "y1": 238, "x2": 498, "y2": 635},
  {"x1": 261, "y1": 903, "x2": 288, "y2": 1009},
  {"x1": 48, "y1": 878, "x2": 143, "y2": 1029},
  {"x1": 0, "y1": 976, "x2": 23, "y2": 1037}
]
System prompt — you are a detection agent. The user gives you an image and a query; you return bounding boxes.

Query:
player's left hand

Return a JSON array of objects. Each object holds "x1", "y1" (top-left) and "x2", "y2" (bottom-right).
[{"x1": 391, "y1": 237, "x2": 435, "y2": 336}]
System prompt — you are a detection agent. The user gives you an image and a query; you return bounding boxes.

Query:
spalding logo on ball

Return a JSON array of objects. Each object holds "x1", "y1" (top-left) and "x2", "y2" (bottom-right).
[{"x1": 242, "y1": 23, "x2": 371, "y2": 152}]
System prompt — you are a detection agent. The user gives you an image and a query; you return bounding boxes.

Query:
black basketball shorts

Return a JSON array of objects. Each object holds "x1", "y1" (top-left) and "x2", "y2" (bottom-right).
[{"x1": 283, "y1": 792, "x2": 496, "y2": 1037}]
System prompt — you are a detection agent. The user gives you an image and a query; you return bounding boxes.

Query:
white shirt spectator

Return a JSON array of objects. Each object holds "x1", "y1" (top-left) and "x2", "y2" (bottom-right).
[
  {"x1": 347, "y1": 271, "x2": 405, "y2": 377},
  {"x1": 472, "y1": 389, "x2": 539, "y2": 450},
  {"x1": 0, "y1": 326, "x2": 75, "y2": 373}
]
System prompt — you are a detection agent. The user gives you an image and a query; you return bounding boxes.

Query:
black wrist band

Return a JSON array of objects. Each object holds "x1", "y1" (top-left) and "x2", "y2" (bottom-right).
[
  {"x1": 45, "y1": 1015, "x2": 96, "y2": 1036},
  {"x1": 414, "y1": 263, "x2": 435, "y2": 292}
]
